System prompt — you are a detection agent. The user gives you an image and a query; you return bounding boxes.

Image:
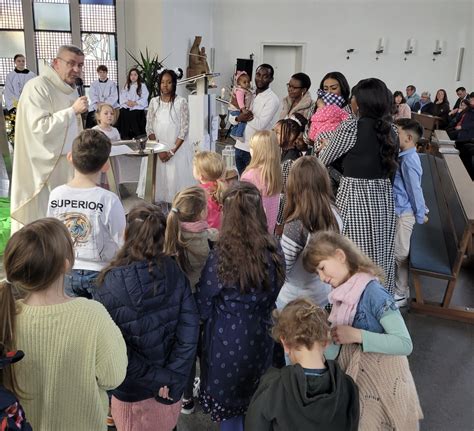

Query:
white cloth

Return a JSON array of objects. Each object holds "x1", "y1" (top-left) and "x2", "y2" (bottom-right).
[
  {"x1": 4, "y1": 69, "x2": 36, "y2": 110},
  {"x1": 47, "y1": 185, "x2": 126, "y2": 271},
  {"x1": 230, "y1": 87, "x2": 280, "y2": 152},
  {"x1": 137, "y1": 96, "x2": 196, "y2": 202},
  {"x1": 92, "y1": 125, "x2": 141, "y2": 184},
  {"x1": 119, "y1": 82, "x2": 149, "y2": 110},
  {"x1": 88, "y1": 79, "x2": 119, "y2": 111},
  {"x1": 11, "y1": 64, "x2": 82, "y2": 232},
  {"x1": 92, "y1": 125, "x2": 121, "y2": 142}
]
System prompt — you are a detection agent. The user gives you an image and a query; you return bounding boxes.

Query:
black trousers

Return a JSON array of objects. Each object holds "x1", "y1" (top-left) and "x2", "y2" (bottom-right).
[{"x1": 117, "y1": 108, "x2": 146, "y2": 139}]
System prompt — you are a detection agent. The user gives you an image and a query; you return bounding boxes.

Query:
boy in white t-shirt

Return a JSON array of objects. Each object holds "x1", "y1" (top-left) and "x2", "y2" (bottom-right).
[{"x1": 47, "y1": 129, "x2": 126, "y2": 298}]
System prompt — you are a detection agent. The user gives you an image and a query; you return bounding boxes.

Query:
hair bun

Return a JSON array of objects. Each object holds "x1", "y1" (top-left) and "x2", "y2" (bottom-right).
[{"x1": 174, "y1": 67, "x2": 184, "y2": 80}]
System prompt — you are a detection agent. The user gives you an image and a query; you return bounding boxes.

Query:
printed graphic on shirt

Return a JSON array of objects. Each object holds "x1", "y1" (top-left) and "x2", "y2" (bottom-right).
[{"x1": 60, "y1": 212, "x2": 92, "y2": 246}]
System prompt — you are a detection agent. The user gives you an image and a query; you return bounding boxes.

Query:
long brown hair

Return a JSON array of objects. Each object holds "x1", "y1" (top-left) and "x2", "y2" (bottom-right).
[
  {"x1": 164, "y1": 186, "x2": 208, "y2": 273},
  {"x1": 302, "y1": 231, "x2": 385, "y2": 282},
  {"x1": 125, "y1": 67, "x2": 143, "y2": 96},
  {"x1": 0, "y1": 218, "x2": 74, "y2": 395},
  {"x1": 283, "y1": 156, "x2": 339, "y2": 232},
  {"x1": 98, "y1": 203, "x2": 166, "y2": 284},
  {"x1": 217, "y1": 182, "x2": 285, "y2": 293}
]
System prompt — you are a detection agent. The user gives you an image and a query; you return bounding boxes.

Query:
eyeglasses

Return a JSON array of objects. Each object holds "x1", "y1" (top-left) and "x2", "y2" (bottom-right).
[
  {"x1": 287, "y1": 83, "x2": 303, "y2": 90},
  {"x1": 56, "y1": 57, "x2": 84, "y2": 69}
]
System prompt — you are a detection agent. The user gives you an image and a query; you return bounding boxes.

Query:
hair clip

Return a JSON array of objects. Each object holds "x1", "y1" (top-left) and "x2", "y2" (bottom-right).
[
  {"x1": 171, "y1": 207, "x2": 179, "y2": 213},
  {"x1": 158, "y1": 67, "x2": 166, "y2": 75},
  {"x1": 289, "y1": 115, "x2": 302, "y2": 127}
]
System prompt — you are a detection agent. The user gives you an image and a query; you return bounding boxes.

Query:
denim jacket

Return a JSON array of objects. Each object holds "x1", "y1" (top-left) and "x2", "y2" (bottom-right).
[{"x1": 352, "y1": 280, "x2": 398, "y2": 333}]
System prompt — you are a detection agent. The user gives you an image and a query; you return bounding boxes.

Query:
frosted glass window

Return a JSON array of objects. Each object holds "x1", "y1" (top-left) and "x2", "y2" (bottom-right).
[
  {"x1": 35, "y1": 31, "x2": 72, "y2": 73},
  {"x1": 0, "y1": 57, "x2": 15, "y2": 86},
  {"x1": 80, "y1": 0, "x2": 114, "y2": 5},
  {"x1": 0, "y1": 0, "x2": 24, "y2": 29},
  {"x1": 80, "y1": 4, "x2": 115, "y2": 33},
  {"x1": 34, "y1": 3, "x2": 71, "y2": 31},
  {"x1": 0, "y1": 31, "x2": 25, "y2": 57},
  {"x1": 82, "y1": 59, "x2": 117, "y2": 86}
]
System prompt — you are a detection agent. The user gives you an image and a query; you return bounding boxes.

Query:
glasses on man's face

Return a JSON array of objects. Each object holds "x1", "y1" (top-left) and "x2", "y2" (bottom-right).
[
  {"x1": 57, "y1": 57, "x2": 84, "y2": 69},
  {"x1": 287, "y1": 83, "x2": 302, "y2": 90}
]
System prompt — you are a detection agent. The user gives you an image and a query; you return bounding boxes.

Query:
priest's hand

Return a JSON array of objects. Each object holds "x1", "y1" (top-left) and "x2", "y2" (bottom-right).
[
  {"x1": 72, "y1": 96, "x2": 88, "y2": 114},
  {"x1": 148, "y1": 134, "x2": 157, "y2": 141}
]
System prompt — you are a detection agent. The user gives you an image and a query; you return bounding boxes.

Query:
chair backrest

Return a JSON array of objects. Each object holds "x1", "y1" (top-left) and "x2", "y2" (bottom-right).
[
  {"x1": 431, "y1": 156, "x2": 468, "y2": 267},
  {"x1": 412, "y1": 112, "x2": 437, "y2": 141}
]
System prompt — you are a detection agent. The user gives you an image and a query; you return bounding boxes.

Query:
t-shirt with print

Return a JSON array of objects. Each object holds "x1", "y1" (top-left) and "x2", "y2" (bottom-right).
[{"x1": 47, "y1": 185, "x2": 126, "y2": 271}]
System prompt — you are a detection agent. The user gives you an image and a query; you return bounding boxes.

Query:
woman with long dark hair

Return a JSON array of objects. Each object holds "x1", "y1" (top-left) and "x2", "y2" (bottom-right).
[
  {"x1": 136, "y1": 68, "x2": 196, "y2": 204},
  {"x1": 117, "y1": 68, "x2": 149, "y2": 139},
  {"x1": 319, "y1": 78, "x2": 398, "y2": 293},
  {"x1": 392, "y1": 90, "x2": 411, "y2": 120},
  {"x1": 432, "y1": 88, "x2": 450, "y2": 129},
  {"x1": 196, "y1": 182, "x2": 285, "y2": 431}
]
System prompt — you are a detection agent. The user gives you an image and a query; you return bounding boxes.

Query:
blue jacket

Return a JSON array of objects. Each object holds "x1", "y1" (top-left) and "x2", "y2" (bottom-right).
[{"x1": 95, "y1": 257, "x2": 200, "y2": 403}]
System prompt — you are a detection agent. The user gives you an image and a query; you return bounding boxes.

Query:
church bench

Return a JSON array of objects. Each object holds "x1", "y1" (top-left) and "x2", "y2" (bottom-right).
[
  {"x1": 409, "y1": 154, "x2": 473, "y2": 322},
  {"x1": 432, "y1": 129, "x2": 459, "y2": 155}
]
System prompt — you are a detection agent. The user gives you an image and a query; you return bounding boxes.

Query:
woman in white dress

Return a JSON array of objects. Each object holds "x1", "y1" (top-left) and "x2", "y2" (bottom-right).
[{"x1": 137, "y1": 68, "x2": 196, "y2": 203}]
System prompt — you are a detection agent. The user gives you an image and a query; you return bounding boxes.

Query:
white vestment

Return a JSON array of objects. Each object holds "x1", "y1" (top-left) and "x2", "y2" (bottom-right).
[
  {"x1": 4, "y1": 69, "x2": 36, "y2": 110},
  {"x1": 11, "y1": 64, "x2": 82, "y2": 232}
]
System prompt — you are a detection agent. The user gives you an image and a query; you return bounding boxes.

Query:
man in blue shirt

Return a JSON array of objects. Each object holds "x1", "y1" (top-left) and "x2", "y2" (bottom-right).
[
  {"x1": 406, "y1": 85, "x2": 420, "y2": 111},
  {"x1": 393, "y1": 119, "x2": 428, "y2": 306}
]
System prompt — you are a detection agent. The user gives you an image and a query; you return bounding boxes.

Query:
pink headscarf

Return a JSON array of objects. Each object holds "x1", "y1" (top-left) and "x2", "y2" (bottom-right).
[{"x1": 234, "y1": 70, "x2": 249, "y2": 85}]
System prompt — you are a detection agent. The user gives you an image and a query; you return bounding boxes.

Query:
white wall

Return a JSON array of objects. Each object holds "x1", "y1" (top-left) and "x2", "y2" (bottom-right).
[{"x1": 210, "y1": 0, "x2": 473, "y2": 102}]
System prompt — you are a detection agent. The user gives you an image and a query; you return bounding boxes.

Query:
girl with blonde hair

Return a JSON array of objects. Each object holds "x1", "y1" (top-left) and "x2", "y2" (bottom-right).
[
  {"x1": 193, "y1": 151, "x2": 227, "y2": 229},
  {"x1": 241, "y1": 130, "x2": 282, "y2": 233},
  {"x1": 302, "y1": 231, "x2": 422, "y2": 430}
]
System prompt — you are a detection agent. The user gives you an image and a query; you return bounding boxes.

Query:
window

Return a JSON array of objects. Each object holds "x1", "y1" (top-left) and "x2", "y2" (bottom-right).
[
  {"x1": 0, "y1": 0, "x2": 118, "y2": 88},
  {"x1": 0, "y1": 0, "x2": 24, "y2": 85}
]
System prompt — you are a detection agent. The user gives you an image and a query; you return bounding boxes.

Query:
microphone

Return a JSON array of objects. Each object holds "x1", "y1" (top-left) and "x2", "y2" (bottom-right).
[{"x1": 75, "y1": 77, "x2": 84, "y2": 97}]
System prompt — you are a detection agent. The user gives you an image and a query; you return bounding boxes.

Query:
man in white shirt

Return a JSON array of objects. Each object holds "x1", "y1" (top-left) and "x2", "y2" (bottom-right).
[
  {"x1": 3, "y1": 54, "x2": 36, "y2": 111},
  {"x1": 229, "y1": 64, "x2": 280, "y2": 174},
  {"x1": 86, "y1": 64, "x2": 119, "y2": 128}
]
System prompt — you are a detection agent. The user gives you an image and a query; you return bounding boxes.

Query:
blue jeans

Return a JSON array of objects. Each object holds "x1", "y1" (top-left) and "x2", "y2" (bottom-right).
[
  {"x1": 235, "y1": 148, "x2": 251, "y2": 175},
  {"x1": 220, "y1": 416, "x2": 244, "y2": 431},
  {"x1": 64, "y1": 269, "x2": 99, "y2": 299},
  {"x1": 229, "y1": 110, "x2": 246, "y2": 138}
]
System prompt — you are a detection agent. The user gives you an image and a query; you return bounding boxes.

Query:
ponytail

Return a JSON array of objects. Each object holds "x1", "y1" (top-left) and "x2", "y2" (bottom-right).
[
  {"x1": 163, "y1": 186, "x2": 207, "y2": 274},
  {"x1": 0, "y1": 280, "x2": 19, "y2": 395}
]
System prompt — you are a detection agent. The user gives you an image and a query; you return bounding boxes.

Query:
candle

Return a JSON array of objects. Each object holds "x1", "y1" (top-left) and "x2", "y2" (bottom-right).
[{"x1": 221, "y1": 87, "x2": 225, "y2": 99}]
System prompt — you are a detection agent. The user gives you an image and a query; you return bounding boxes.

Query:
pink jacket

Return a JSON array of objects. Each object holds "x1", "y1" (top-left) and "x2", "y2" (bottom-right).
[
  {"x1": 241, "y1": 168, "x2": 279, "y2": 234},
  {"x1": 308, "y1": 105, "x2": 349, "y2": 142}
]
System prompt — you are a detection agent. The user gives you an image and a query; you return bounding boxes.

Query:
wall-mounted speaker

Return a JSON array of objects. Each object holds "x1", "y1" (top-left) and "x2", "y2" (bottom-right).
[{"x1": 456, "y1": 47, "x2": 465, "y2": 81}]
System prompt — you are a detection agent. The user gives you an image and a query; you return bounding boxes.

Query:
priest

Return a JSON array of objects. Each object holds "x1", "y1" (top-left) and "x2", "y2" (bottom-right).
[{"x1": 11, "y1": 45, "x2": 89, "y2": 232}]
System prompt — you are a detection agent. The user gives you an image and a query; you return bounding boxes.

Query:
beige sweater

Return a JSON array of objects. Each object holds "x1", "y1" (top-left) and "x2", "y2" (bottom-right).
[
  {"x1": 15, "y1": 298, "x2": 127, "y2": 431},
  {"x1": 338, "y1": 344, "x2": 423, "y2": 430}
]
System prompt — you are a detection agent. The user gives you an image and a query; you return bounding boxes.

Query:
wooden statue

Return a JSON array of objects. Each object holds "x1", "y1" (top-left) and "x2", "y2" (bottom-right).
[{"x1": 187, "y1": 36, "x2": 211, "y2": 78}]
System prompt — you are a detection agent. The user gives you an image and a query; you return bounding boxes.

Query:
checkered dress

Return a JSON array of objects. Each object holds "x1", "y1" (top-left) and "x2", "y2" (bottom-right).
[{"x1": 319, "y1": 119, "x2": 396, "y2": 293}]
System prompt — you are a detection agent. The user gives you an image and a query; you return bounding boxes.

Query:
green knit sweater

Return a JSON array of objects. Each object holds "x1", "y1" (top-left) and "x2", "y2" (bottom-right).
[{"x1": 14, "y1": 298, "x2": 127, "y2": 431}]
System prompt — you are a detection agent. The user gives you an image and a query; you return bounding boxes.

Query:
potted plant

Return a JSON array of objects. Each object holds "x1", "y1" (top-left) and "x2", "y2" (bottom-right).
[{"x1": 126, "y1": 48, "x2": 166, "y2": 101}]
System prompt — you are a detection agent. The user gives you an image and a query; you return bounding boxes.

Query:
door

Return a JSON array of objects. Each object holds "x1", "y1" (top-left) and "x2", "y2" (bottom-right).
[{"x1": 262, "y1": 44, "x2": 303, "y2": 101}]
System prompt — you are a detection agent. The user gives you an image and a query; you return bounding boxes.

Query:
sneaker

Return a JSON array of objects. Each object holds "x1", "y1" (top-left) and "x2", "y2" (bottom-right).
[
  {"x1": 394, "y1": 293, "x2": 408, "y2": 307},
  {"x1": 192, "y1": 377, "x2": 200, "y2": 398},
  {"x1": 181, "y1": 398, "x2": 195, "y2": 414}
]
